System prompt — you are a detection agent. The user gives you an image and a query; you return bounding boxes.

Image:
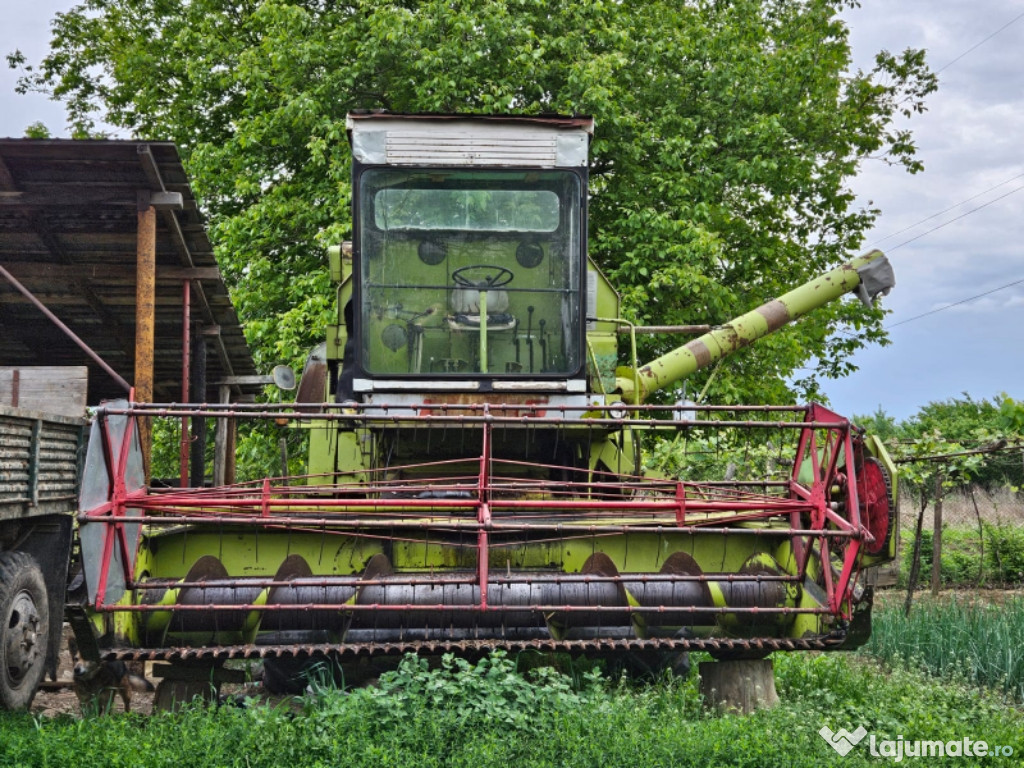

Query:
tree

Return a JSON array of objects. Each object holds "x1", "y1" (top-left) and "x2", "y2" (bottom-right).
[
  {"x1": 898, "y1": 393, "x2": 1022, "y2": 491},
  {"x1": 851, "y1": 405, "x2": 899, "y2": 442},
  {"x1": 853, "y1": 393, "x2": 1023, "y2": 607},
  {"x1": 9, "y1": 0, "x2": 936, "y2": 404}
]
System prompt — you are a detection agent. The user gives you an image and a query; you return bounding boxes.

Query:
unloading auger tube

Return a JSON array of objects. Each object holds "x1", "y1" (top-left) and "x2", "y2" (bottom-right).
[{"x1": 616, "y1": 249, "x2": 895, "y2": 403}]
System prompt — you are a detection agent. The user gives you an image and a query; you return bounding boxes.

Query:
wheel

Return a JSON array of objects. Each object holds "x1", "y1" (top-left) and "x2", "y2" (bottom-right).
[
  {"x1": 451, "y1": 264, "x2": 514, "y2": 288},
  {"x1": 0, "y1": 551, "x2": 50, "y2": 710},
  {"x1": 858, "y1": 457, "x2": 894, "y2": 556}
]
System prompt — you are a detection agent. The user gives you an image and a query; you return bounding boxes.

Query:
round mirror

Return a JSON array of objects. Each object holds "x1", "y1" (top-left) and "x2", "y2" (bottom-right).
[{"x1": 272, "y1": 364, "x2": 296, "y2": 391}]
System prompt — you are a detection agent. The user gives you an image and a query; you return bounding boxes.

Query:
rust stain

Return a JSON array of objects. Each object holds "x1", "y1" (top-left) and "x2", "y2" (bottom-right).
[
  {"x1": 686, "y1": 340, "x2": 712, "y2": 369},
  {"x1": 419, "y1": 393, "x2": 549, "y2": 418},
  {"x1": 756, "y1": 300, "x2": 791, "y2": 332}
]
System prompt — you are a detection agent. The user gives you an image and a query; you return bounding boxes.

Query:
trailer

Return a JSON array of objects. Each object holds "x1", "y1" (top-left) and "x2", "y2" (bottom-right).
[{"x1": 0, "y1": 368, "x2": 88, "y2": 709}]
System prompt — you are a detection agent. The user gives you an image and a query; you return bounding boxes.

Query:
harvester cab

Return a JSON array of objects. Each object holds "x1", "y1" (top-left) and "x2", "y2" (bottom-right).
[
  {"x1": 73, "y1": 113, "x2": 899, "y2": 703},
  {"x1": 313, "y1": 114, "x2": 618, "y2": 474}
]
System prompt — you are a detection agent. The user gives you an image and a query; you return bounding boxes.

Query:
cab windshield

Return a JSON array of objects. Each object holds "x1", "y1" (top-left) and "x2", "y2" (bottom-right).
[{"x1": 358, "y1": 168, "x2": 582, "y2": 377}]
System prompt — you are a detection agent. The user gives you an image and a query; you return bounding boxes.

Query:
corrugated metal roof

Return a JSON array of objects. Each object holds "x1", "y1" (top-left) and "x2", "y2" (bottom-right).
[{"x1": 0, "y1": 139, "x2": 258, "y2": 404}]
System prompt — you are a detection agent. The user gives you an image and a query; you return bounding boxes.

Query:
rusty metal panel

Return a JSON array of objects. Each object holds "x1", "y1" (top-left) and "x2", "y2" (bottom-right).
[{"x1": 0, "y1": 404, "x2": 86, "y2": 519}]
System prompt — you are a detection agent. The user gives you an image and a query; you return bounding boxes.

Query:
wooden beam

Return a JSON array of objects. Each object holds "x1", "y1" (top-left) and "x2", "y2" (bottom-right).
[
  {"x1": 136, "y1": 195, "x2": 157, "y2": 475},
  {"x1": 0, "y1": 261, "x2": 222, "y2": 282},
  {"x1": 0, "y1": 154, "x2": 17, "y2": 191},
  {"x1": 160, "y1": 267, "x2": 222, "y2": 281},
  {"x1": 0, "y1": 188, "x2": 150, "y2": 207},
  {"x1": 215, "y1": 375, "x2": 274, "y2": 386},
  {"x1": 214, "y1": 384, "x2": 231, "y2": 486},
  {"x1": 0, "y1": 150, "x2": 137, "y2": 370}
]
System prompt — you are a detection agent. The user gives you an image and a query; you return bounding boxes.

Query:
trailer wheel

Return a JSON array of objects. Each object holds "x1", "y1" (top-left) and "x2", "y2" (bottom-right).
[{"x1": 0, "y1": 552, "x2": 50, "y2": 710}]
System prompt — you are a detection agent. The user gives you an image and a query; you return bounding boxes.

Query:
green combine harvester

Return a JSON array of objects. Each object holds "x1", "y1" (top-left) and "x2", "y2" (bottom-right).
[{"x1": 73, "y1": 114, "x2": 898, "y2": 703}]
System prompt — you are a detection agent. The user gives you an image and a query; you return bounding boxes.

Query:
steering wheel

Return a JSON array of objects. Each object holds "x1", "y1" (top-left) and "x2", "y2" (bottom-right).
[{"x1": 451, "y1": 264, "x2": 514, "y2": 289}]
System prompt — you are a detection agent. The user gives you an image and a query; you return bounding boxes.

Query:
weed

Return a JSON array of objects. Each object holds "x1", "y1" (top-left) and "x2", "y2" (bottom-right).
[{"x1": 864, "y1": 593, "x2": 1024, "y2": 701}]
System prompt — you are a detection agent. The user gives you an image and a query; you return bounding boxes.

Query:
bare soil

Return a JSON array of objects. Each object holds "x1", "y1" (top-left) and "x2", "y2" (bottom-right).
[
  {"x1": 30, "y1": 625, "x2": 267, "y2": 718},
  {"x1": 30, "y1": 625, "x2": 157, "y2": 717}
]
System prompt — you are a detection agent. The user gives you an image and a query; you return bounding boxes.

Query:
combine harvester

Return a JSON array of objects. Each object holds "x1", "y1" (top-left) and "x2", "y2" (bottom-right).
[{"x1": 73, "y1": 114, "x2": 898, "y2": 708}]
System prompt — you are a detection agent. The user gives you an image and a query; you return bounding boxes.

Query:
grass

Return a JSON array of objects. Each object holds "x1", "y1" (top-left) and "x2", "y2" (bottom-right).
[
  {"x1": 864, "y1": 593, "x2": 1024, "y2": 702},
  {"x1": 1, "y1": 650, "x2": 1021, "y2": 768}
]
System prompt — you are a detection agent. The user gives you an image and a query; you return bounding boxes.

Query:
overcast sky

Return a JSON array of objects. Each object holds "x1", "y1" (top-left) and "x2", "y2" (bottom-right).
[{"x1": 2, "y1": 1, "x2": 1023, "y2": 421}]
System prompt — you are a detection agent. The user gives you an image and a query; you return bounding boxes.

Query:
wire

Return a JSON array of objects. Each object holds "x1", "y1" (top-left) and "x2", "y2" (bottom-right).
[
  {"x1": 852, "y1": 11, "x2": 1024, "y2": 329},
  {"x1": 826, "y1": 184, "x2": 1024, "y2": 332},
  {"x1": 886, "y1": 183, "x2": 1024, "y2": 252},
  {"x1": 749, "y1": 15, "x2": 1024, "y2": 342},
  {"x1": 934, "y1": 8, "x2": 1024, "y2": 74},
  {"x1": 887, "y1": 276, "x2": 1024, "y2": 329},
  {"x1": 868, "y1": 170, "x2": 1024, "y2": 249}
]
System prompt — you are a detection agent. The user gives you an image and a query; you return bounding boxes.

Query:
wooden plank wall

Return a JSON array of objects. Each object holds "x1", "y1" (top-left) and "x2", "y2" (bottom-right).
[{"x1": 0, "y1": 367, "x2": 88, "y2": 418}]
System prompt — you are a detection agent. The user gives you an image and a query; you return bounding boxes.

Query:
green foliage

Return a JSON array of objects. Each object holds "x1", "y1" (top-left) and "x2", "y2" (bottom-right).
[
  {"x1": 2, "y1": 650, "x2": 1022, "y2": 767},
  {"x1": 22, "y1": 121, "x2": 51, "y2": 139},
  {"x1": 10, "y1": 0, "x2": 937, "y2": 409},
  {"x1": 309, "y1": 651, "x2": 604, "y2": 737},
  {"x1": 850, "y1": 406, "x2": 899, "y2": 443},
  {"x1": 645, "y1": 424, "x2": 798, "y2": 483},
  {"x1": 986, "y1": 522, "x2": 1024, "y2": 584},
  {"x1": 898, "y1": 524, "x2": 1024, "y2": 588},
  {"x1": 997, "y1": 394, "x2": 1024, "y2": 433},
  {"x1": 855, "y1": 394, "x2": 1024, "y2": 501},
  {"x1": 902, "y1": 394, "x2": 1018, "y2": 490},
  {"x1": 901, "y1": 527, "x2": 980, "y2": 587},
  {"x1": 864, "y1": 594, "x2": 1024, "y2": 702}
]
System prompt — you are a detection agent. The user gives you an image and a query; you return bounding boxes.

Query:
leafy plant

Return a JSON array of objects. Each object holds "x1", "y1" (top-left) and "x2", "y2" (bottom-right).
[{"x1": 899, "y1": 524, "x2": 1024, "y2": 588}]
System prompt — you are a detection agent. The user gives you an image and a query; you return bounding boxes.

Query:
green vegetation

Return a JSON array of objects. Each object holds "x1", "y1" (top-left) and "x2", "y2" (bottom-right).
[
  {"x1": 10, "y1": 0, "x2": 935, "y2": 407},
  {"x1": 899, "y1": 523, "x2": 1024, "y2": 588},
  {"x1": 865, "y1": 594, "x2": 1024, "y2": 703},
  {"x1": 2, "y1": 650, "x2": 1022, "y2": 767},
  {"x1": 855, "y1": 394, "x2": 1024, "y2": 492}
]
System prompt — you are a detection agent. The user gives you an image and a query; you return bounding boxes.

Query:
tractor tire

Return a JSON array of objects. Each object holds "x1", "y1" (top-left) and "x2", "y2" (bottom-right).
[{"x1": 0, "y1": 551, "x2": 50, "y2": 710}]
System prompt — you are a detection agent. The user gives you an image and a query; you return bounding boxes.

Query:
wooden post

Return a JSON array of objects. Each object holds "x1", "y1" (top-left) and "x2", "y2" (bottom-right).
[
  {"x1": 930, "y1": 470, "x2": 944, "y2": 596},
  {"x1": 135, "y1": 194, "x2": 157, "y2": 477},
  {"x1": 189, "y1": 330, "x2": 207, "y2": 487},
  {"x1": 903, "y1": 497, "x2": 927, "y2": 617},
  {"x1": 226, "y1": 409, "x2": 237, "y2": 485},
  {"x1": 214, "y1": 384, "x2": 231, "y2": 487},
  {"x1": 699, "y1": 659, "x2": 779, "y2": 713},
  {"x1": 179, "y1": 281, "x2": 191, "y2": 487}
]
